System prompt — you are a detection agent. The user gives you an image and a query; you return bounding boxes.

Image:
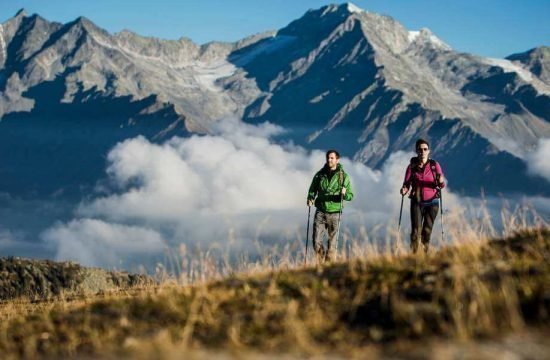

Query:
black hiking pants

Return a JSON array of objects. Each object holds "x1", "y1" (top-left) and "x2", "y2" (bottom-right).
[{"x1": 410, "y1": 198, "x2": 439, "y2": 253}]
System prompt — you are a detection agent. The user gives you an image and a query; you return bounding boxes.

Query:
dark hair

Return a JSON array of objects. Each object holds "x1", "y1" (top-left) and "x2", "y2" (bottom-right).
[
  {"x1": 415, "y1": 139, "x2": 429, "y2": 150},
  {"x1": 326, "y1": 149, "x2": 340, "y2": 159}
]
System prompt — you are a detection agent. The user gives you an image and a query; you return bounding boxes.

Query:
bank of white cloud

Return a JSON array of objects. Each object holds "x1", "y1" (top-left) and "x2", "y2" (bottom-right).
[{"x1": 43, "y1": 120, "x2": 463, "y2": 268}]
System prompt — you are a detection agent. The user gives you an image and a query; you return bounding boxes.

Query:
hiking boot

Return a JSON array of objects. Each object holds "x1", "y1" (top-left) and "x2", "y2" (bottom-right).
[
  {"x1": 422, "y1": 243, "x2": 429, "y2": 254},
  {"x1": 410, "y1": 234, "x2": 421, "y2": 254},
  {"x1": 316, "y1": 248, "x2": 326, "y2": 264},
  {"x1": 411, "y1": 240, "x2": 419, "y2": 254}
]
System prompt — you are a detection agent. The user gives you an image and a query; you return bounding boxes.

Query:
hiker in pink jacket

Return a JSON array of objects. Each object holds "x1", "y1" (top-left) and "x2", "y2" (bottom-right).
[{"x1": 400, "y1": 139, "x2": 445, "y2": 254}]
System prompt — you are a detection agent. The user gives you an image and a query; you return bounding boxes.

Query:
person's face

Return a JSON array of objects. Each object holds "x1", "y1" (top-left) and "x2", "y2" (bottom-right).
[
  {"x1": 327, "y1": 153, "x2": 339, "y2": 169},
  {"x1": 416, "y1": 144, "x2": 430, "y2": 161}
]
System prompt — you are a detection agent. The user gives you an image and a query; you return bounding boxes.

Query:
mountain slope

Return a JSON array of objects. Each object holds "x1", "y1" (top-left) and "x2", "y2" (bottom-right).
[
  {"x1": 0, "y1": 10, "x2": 269, "y2": 196},
  {"x1": 0, "y1": 4, "x2": 549, "y2": 196},
  {"x1": 507, "y1": 46, "x2": 550, "y2": 85},
  {"x1": 229, "y1": 4, "x2": 550, "y2": 194}
]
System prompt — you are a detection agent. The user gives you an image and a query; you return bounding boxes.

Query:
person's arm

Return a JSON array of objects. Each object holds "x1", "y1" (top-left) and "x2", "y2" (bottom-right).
[
  {"x1": 435, "y1": 162, "x2": 445, "y2": 188},
  {"x1": 307, "y1": 174, "x2": 319, "y2": 205},
  {"x1": 342, "y1": 173, "x2": 353, "y2": 201}
]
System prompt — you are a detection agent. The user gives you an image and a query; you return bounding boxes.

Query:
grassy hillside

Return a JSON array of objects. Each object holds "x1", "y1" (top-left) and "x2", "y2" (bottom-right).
[{"x1": 0, "y1": 229, "x2": 548, "y2": 359}]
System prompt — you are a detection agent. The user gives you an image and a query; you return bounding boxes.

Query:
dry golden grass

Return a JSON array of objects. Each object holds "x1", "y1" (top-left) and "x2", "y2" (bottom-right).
[
  {"x1": 0, "y1": 204, "x2": 548, "y2": 359},
  {"x1": 0, "y1": 226, "x2": 548, "y2": 359}
]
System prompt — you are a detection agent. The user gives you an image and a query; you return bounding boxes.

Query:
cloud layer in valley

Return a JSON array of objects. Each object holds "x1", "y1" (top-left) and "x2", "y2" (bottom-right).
[
  {"x1": 43, "y1": 120, "x2": 533, "y2": 269},
  {"x1": 526, "y1": 138, "x2": 550, "y2": 181}
]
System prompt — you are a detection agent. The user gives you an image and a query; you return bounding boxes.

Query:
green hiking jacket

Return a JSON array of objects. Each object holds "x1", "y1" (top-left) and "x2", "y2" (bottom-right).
[{"x1": 307, "y1": 163, "x2": 353, "y2": 213}]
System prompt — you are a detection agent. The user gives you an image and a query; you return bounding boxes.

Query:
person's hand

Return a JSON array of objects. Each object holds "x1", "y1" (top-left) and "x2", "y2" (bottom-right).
[
  {"x1": 436, "y1": 175, "x2": 444, "y2": 187},
  {"x1": 341, "y1": 187, "x2": 346, "y2": 196},
  {"x1": 400, "y1": 186, "x2": 408, "y2": 196},
  {"x1": 307, "y1": 199, "x2": 314, "y2": 207}
]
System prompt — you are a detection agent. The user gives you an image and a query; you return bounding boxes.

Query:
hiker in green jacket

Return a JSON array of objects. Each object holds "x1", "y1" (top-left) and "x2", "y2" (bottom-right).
[{"x1": 307, "y1": 150, "x2": 353, "y2": 263}]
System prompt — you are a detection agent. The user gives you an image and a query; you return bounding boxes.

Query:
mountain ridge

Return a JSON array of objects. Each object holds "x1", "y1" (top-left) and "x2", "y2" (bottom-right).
[{"x1": 0, "y1": 3, "x2": 548, "y2": 196}]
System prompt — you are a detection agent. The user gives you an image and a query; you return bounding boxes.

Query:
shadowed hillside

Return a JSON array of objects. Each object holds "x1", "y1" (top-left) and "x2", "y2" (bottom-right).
[{"x1": 0, "y1": 228, "x2": 548, "y2": 359}]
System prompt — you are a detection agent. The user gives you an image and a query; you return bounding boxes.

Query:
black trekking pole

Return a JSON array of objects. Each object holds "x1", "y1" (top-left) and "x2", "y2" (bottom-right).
[
  {"x1": 305, "y1": 205, "x2": 311, "y2": 265},
  {"x1": 436, "y1": 174, "x2": 444, "y2": 243},
  {"x1": 335, "y1": 190, "x2": 344, "y2": 260},
  {"x1": 439, "y1": 188, "x2": 445, "y2": 243},
  {"x1": 396, "y1": 193, "x2": 405, "y2": 253},
  {"x1": 397, "y1": 194, "x2": 405, "y2": 234}
]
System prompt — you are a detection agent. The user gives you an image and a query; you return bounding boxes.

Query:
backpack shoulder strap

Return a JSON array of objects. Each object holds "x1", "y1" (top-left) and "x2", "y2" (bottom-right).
[
  {"x1": 429, "y1": 159, "x2": 442, "y2": 185},
  {"x1": 429, "y1": 159, "x2": 437, "y2": 172}
]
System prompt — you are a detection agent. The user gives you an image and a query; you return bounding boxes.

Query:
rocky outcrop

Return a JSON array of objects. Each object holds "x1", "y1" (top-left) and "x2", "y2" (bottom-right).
[{"x1": 0, "y1": 256, "x2": 153, "y2": 300}]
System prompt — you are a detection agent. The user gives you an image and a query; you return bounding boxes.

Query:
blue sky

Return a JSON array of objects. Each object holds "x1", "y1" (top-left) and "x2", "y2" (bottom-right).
[{"x1": 1, "y1": 0, "x2": 549, "y2": 58}]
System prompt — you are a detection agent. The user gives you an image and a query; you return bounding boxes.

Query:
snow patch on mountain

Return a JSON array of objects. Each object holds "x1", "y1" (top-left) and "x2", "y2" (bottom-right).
[
  {"x1": 407, "y1": 31, "x2": 420, "y2": 42},
  {"x1": 483, "y1": 57, "x2": 550, "y2": 94},
  {"x1": 408, "y1": 29, "x2": 451, "y2": 50},
  {"x1": 191, "y1": 61, "x2": 237, "y2": 93},
  {"x1": 347, "y1": 2, "x2": 365, "y2": 14},
  {"x1": 231, "y1": 35, "x2": 296, "y2": 66},
  {"x1": 484, "y1": 58, "x2": 534, "y2": 81},
  {"x1": 0, "y1": 25, "x2": 5, "y2": 60}
]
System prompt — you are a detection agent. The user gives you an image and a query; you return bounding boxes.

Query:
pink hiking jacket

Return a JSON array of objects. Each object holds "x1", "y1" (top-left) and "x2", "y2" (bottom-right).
[{"x1": 403, "y1": 159, "x2": 445, "y2": 202}]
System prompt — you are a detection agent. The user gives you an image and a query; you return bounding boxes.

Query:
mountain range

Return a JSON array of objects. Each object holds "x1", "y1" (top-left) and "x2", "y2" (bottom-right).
[{"x1": 1, "y1": 3, "x2": 549, "y2": 197}]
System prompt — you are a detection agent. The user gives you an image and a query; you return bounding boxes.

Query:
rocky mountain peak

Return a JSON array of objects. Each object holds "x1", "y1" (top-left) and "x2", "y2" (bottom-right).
[
  {"x1": 1, "y1": 8, "x2": 30, "y2": 45},
  {"x1": 14, "y1": 8, "x2": 27, "y2": 18},
  {"x1": 276, "y1": 2, "x2": 411, "y2": 57},
  {"x1": 0, "y1": 13, "x2": 62, "y2": 69},
  {"x1": 14, "y1": 8, "x2": 28, "y2": 19},
  {"x1": 278, "y1": 3, "x2": 359, "y2": 40},
  {"x1": 68, "y1": 16, "x2": 109, "y2": 38},
  {"x1": 317, "y1": 2, "x2": 368, "y2": 16},
  {"x1": 346, "y1": 2, "x2": 366, "y2": 14},
  {"x1": 408, "y1": 27, "x2": 451, "y2": 51}
]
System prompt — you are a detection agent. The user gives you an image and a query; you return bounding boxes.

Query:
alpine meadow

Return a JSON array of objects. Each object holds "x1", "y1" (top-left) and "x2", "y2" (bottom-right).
[{"x1": 0, "y1": 2, "x2": 548, "y2": 359}]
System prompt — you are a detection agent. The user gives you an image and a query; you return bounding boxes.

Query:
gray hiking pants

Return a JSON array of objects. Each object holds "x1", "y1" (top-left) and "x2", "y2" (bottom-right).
[{"x1": 312, "y1": 209, "x2": 340, "y2": 262}]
